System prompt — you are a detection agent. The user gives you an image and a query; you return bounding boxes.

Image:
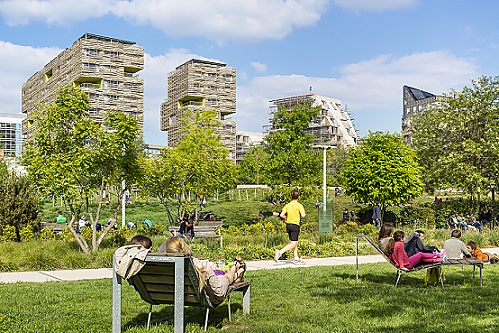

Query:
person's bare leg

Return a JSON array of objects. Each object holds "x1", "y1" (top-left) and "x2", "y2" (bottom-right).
[
  {"x1": 224, "y1": 264, "x2": 238, "y2": 284},
  {"x1": 293, "y1": 242, "x2": 299, "y2": 260},
  {"x1": 276, "y1": 241, "x2": 298, "y2": 259}
]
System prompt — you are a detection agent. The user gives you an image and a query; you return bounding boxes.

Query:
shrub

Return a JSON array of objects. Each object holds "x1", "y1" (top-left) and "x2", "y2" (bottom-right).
[
  {"x1": 1, "y1": 226, "x2": 17, "y2": 242},
  {"x1": 80, "y1": 226, "x2": 92, "y2": 240},
  {"x1": 398, "y1": 206, "x2": 436, "y2": 228},
  {"x1": 0, "y1": 173, "x2": 40, "y2": 240},
  {"x1": 147, "y1": 224, "x2": 166, "y2": 236},
  {"x1": 19, "y1": 226, "x2": 34, "y2": 242},
  {"x1": 61, "y1": 227, "x2": 74, "y2": 242},
  {"x1": 41, "y1": 227, "x2": 56, "y2": 241}
]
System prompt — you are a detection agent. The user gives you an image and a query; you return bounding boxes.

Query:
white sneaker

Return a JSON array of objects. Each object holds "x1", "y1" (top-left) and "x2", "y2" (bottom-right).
[{"x1": 273, "y1": 249, "x2": 280, "y2": 263}]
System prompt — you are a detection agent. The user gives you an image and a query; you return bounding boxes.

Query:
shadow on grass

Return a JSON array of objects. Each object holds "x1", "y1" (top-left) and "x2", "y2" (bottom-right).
[{"x1": 124, "y1": 301, "x2": 244, "y2": 331}]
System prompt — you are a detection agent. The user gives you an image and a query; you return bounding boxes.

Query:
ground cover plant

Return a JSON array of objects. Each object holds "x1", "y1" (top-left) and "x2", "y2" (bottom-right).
[{"x1": 2, "y1": 263, "x2": 499, "y2": 332}]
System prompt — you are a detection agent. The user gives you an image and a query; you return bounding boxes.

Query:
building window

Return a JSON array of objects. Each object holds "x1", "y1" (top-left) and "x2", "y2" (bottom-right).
[
  {"x1": 89, "y1": 93, "x2": 99, "y2": 100},
  {"x1": 84, "y1": 48, "x2": 99, "y2": 56},
  {"x1": 207, "y1": 98, "x2": 218, "y2": 105},
  {"x1": 170, "y1": 115, "x2": 176, "y2": 125},
  {"x1": 124, "y1": 82, "x2": 139, "y2": 90},
  {"x1": 103, "y1": 94, "x2": 118, "y2": 101},
  {"x1": 104, "y1": 51, "x2": 119, "y2": 57},
  {"x1": 103, "y1": 80, "x2": 119, "y2": 87},
  {"x1": 83, "y1": 63, "x2": 99, "y2": 72}
]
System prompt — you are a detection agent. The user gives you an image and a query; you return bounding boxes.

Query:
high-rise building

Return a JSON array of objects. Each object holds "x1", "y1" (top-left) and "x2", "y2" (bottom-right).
[
  {"x1": 22, "y1": 33, "x2": 144, "y2": 140},
  {"x1": 160, "y1": 59, "x2": 237, "y2": 160},
  {"x1": 402, "y1": 85, "x2": 443, "y2": 144},
  {"x1": 236, "y1": 130, "x2": 265, "y2": 164},
  {"x1": 266, "y1": 94, "x2": 357, "y2": 147},
  {"x1": 0, "y1": 113, "x2": 25, "y2": 157}
]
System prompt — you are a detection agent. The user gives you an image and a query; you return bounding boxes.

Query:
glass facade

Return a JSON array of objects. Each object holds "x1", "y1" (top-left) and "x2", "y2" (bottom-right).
[{"x1": 0, "y1": 113, "x2": 25, "y2": 157}]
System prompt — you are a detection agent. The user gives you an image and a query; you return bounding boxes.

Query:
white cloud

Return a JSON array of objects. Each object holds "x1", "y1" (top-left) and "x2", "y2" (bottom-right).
[
  {"x1": 234, "y1": 50, "x2": 479, "y2": 136},
  {"x1": 0, "y1": 0, "x2": 329, "y2": 43},
  {"x1": 250, "y1": 61, "x2": 267, "y2": 73},
  {"x1": 333, "y1": 0, "x2": 418, "y2": 11},
  {"x1": 0, "y1": 0, "x2": 113, "y2": 25},
  {"x1": 0, "y1": 41, "x2": 60, "y2": 113}
]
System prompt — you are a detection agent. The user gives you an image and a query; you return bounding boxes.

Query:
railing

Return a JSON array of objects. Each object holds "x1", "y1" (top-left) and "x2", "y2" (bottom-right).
[
  {"x1": 124, "y1": 73, "x2": 140, "y2": 78},
  {"x1": 181, "y1": 101, "x2": 203, "y2": 107},
  {"x1": 81, "y1": 83, "x2": 100, "y2": 89}
]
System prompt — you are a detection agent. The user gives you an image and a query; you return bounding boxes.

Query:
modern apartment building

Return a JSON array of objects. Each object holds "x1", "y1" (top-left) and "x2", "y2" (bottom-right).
[
  {"x1": 160, "y1": 59, "x2": 237, "y2": 161},
  {"x1": 402, "y1": 85, "x2": 443, "y2": 144},
  {"x1": 235, "y1": 130, "x2": 265, "y2": 164},
  {"x1": 266, "y1": 94, "x2": 357, "y2": 147},
  {"x1": 22, "y1": 33, "x2": 144, "y2": 140},
  {"x1": 0, "y1": 113, "x2": 25, "y2": 157}
]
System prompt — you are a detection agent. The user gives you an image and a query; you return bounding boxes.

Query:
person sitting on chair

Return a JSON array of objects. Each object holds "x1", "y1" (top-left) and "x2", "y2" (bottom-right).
[
  {"x1": 159, "y1": 236, "x2": 246, "y2": 305},
  {"x1": 178, "y1": 216, "x2": 195, "y2": 240}
]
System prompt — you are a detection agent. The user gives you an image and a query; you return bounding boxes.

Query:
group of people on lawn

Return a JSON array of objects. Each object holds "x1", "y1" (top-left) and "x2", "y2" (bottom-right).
[
  {"x1": 378, "y1": 223, "x2": 498, "y2": 270},
  {"x1": 448, "y1": 209, "x2": 494, "y2": 233}
]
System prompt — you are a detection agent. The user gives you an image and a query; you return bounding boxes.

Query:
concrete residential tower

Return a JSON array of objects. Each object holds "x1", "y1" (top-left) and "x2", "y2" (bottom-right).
[
  {"x1": 160, "y1": 59, "x2": 237, "y2": 161},
  {"x1": 402, "y1": 85, "x2": 443, "y2": 144},
  {"x1": 22, "y1": 33, "x2": 144, "y2": 140},
  {"x1": 267, "y1": 94, "x2": 357, "y2": 147}
]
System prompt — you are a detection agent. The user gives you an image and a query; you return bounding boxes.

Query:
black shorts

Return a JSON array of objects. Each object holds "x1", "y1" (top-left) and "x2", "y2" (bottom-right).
[{"x1": 286, "y1": 223, "x2": 300, "y2": 241}]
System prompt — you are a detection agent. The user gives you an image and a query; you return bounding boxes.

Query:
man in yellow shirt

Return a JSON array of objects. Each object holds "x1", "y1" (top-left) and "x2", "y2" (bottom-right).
[{"x1": 274, "y1": 190, "x2": 306, "y2": 264}]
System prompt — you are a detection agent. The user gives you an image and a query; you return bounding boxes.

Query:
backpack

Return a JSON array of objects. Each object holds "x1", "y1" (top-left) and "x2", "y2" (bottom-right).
[{"x1": 425, "y1": 267, "x2": 444, "y2": 285}]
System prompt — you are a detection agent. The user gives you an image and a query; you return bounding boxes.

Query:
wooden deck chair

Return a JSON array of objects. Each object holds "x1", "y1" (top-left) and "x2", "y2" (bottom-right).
[{"x1": 112, "y1": 253, "x2": 250, "y2": 333}]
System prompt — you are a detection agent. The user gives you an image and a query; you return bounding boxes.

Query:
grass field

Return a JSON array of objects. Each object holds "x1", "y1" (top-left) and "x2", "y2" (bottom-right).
[{"x1": 2, "y1": 263, "x2": 499, "y2": 332}]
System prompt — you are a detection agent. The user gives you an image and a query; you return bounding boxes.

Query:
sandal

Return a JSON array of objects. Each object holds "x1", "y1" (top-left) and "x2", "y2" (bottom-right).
[{"x1": 233, "y1": 256, "x2": 246, "y2": 284}]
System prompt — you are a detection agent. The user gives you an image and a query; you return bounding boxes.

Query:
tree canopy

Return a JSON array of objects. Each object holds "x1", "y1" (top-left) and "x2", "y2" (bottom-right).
[
  {"x1": 341, "y1": 131, "x2": 423, "y2": 217},
  {"x1": 262, "y1": 102, "x2": 321, "y2": 187},
  {"x1": 412, "y1": 75, "x2": 499, "y2": 196},
  {"x1": 24, "y1": 86, "x2": 142, "y2": 252},
  {"x1": 140, "y1": 109, "x2": 237, "y2": 224}
]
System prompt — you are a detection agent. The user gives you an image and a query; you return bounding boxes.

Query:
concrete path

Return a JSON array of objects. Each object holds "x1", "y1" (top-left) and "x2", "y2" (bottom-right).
[
  {"x1": 0, "y1": 255, "x2": 385, "y2": 284},
  {"x1": 2, "y1": 247, "x2": 498, "y2": 284}
]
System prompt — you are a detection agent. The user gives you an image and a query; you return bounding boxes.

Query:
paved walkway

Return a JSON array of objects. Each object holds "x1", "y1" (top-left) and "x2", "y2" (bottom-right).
[
  {"x1": 0, "y1": 254, "x2": 387, "y2": 284},
  {"x1": 2, "y1": 247, "x2": 498, "y2": 284}
]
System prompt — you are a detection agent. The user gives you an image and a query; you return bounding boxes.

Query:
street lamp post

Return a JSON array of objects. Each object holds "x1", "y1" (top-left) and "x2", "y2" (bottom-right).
[
  {"x1": 313, "y1": 145, "x2": 335, "y2": 211},
  {"x1": 106, "y1": 129, "x2": 126, "y2": 228}
]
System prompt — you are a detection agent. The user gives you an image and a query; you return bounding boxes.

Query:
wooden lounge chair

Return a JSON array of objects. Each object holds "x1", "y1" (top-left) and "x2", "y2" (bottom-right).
[
  {"x1": 112, "y1": 253, "x2": 250, "y2": 333},
  {"x1": 355, "y1": 233, "x2": 484, "y2": 287}
]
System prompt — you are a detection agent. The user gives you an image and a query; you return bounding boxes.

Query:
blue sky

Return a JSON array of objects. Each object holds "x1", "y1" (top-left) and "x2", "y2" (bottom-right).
[{"x1": 0, "y1": 0, "x2": 497, "y2": 145}]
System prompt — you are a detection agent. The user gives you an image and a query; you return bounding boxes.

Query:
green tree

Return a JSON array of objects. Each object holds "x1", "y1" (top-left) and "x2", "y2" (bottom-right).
[
  {"x1": 23, "y1": 86, "x2": 142, "y2": 253},
  {"x1": 140, "y1": 109, "x2": 237, "y2": 223},
  {"x1": 238, "y1": 145, "x2": 268, "y2": 185},
  {"x1": 412, "y1": 75, "x2": 499, "y2": 197},
  {"x1": 326, "y1": 144, "x2": 350, "y2": 187},
  {"x1": 263, "y1": 102, "x2": 321, "y2": 186},
  {"x1": 341, "y1": 131, "x2": 423, "y2": 219}
]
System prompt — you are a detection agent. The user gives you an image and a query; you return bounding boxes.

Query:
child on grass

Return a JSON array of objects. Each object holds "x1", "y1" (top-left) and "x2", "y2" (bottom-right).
[
  {"x1": 388, "y1": 230, "x2": 445, "y2": 271},
  {"x1": 466, "y1": 240, "x2": 489, "y2": 261}
]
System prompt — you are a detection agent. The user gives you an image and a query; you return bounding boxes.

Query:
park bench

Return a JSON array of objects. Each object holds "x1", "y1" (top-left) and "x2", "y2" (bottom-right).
[
  {"x1": 355, "y1": 233, "x2": 484, "y2": 287},
  {"x1": 169, "y1": 221, "x2": 224, "y2": 247},
  {"x1": 40, "y1": 222, "x2": 66, "y2": 233},
  {"x1": 112, "y1": 252, "x2": 250, "y2": 333}
]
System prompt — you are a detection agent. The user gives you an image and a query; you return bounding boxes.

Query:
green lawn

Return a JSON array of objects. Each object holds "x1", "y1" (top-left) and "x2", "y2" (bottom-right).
[{"x1": 2, "y1": 263, "x2": 499, "y2": 332}]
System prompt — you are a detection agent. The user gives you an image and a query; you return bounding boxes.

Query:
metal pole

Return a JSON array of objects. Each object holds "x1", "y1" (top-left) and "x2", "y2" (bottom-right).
[
  {"x1": 122, "y1": 179, "x2": 126, "y2": 228},
  {"x1": 323, "y1": 147, "x2": 327, "y2": 212}
]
